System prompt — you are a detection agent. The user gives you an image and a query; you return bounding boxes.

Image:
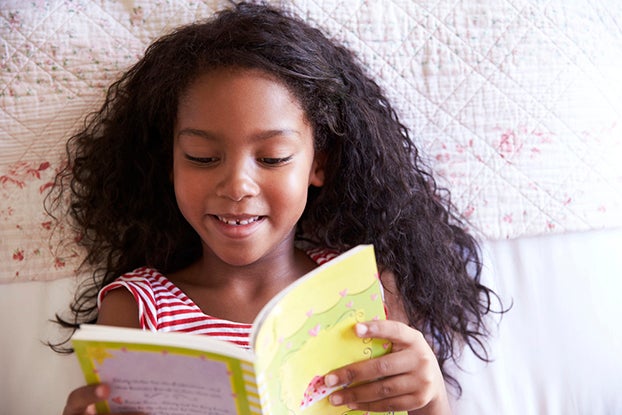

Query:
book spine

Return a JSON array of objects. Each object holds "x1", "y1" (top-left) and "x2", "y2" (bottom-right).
[
  {"x1": 241, "y1": 361, "x2": 262, "y2": 415},
  {"x1": 255, "y1": 372, "x2": 273, "y2": 415}
]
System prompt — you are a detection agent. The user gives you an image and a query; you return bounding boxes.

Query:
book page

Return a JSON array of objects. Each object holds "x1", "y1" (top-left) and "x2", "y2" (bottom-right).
[
  {"x1": 252, "y1": 245, "x2": 401, "y2": 415},
  {"x1": 73, "y1": 332, "x2": 261, "y2": 415}
]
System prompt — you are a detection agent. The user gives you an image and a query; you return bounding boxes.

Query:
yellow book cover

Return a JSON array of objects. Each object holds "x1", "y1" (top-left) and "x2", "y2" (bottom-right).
[{"x1": 72, "y1": 245, "x2": 405, "y2": 415}]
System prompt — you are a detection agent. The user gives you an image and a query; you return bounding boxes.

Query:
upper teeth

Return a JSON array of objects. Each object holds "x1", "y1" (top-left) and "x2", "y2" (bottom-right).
[{"x1": 217, "y1": 216, "x2": 260, "y2": 225}]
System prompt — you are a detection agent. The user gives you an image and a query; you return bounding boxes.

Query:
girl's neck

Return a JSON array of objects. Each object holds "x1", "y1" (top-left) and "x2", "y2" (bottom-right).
[
  {"x1": 200, "y1": 244, "x2": 316, "y2": 291},
  {"x1": 171, "y1": 233, "x2": 318, "y2": 296},
  {"x1": 169, "y1": 242, "x2": 318, "y2": 324}
]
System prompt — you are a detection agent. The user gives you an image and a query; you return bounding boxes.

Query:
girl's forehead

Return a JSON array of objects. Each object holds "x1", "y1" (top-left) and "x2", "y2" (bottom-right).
[
  {"x1": 185, "y1": 67, "x2": 285, "y2": 93},
  {"x1": 178, "y1": 67, "x2": 308, "y2": 118},
  {"x1": 175, "y1": 67, "x2": 313, "y2": 133}
]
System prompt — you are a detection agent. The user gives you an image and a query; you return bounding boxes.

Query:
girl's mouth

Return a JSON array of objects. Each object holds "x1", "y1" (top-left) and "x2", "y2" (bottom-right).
[{"x1": 215, "y1": 215, "x2": 261, "y2": 226}]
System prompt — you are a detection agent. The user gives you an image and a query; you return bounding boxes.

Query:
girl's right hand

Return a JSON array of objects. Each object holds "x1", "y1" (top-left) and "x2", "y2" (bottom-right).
[{"x1": 62, "y1": 383, "x2": 144, "y2": 415}]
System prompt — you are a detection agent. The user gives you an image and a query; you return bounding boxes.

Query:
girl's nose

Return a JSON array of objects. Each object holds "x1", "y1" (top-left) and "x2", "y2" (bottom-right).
[{"x1": 215, "y1": 160, "x2": 260, "y2": 201}]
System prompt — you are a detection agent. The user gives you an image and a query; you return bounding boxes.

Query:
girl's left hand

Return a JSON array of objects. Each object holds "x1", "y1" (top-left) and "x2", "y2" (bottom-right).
[{"x1": 323, "y1": 320, "x2": 450, "y2": 414}]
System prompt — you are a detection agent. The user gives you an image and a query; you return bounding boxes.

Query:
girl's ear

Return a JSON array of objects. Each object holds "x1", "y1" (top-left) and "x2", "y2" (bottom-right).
[{"x1": 309, "y1": 150, "x2": 326, "y2": 187}]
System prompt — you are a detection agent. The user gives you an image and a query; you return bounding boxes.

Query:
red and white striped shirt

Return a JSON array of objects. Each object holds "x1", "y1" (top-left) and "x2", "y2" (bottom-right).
[{"x1": 97, "y1": 247, "x2": 339, "y2": 349}]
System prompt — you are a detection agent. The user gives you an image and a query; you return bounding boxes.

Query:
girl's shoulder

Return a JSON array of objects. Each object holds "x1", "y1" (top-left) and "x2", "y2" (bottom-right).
[
  {"x1": 106, "y1": 266, "x2": 170, "y2": 288},
  {"x1": 113, "y1": 266, "x2": 164, "y2": 280},
  {"x1": 97, "y1": 266, "x2": 171, "y2": 305}
]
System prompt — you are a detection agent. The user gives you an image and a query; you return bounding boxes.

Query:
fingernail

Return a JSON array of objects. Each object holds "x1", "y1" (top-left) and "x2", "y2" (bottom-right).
[
  {"x1": 355, "y1": 323, "x2": 369, "y2": 336},
  {"x1": 95, "y1": 384, "x2": 107, "y2": 399},
  {"x1": 324, "y1": 374, "x2": 339, "y2": 387},
  {"x1": 329, "y1": 394, "x2": 343, "y2": 406},
  {"x1": 85, "y1": 404, "x2": 97, "y2": 415}
]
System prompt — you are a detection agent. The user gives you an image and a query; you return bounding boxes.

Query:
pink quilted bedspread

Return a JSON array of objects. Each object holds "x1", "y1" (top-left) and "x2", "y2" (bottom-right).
[{"x1": 1, "y1": 0, "x2": 621, "y2": 282}]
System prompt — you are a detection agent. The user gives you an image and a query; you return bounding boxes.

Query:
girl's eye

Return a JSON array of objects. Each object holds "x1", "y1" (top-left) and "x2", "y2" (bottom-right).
[
  {"x1": 260, "y1": 156, "x2": 293, "y2": 166},
  {"x1": 185, "y1": 154, "x2": 218, "y2": 165}
]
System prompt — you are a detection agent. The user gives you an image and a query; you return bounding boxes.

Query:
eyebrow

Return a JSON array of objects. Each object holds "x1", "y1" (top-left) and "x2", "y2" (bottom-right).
[{"x1": 176, "y1": 128, "x2": 301, "y2": 141}]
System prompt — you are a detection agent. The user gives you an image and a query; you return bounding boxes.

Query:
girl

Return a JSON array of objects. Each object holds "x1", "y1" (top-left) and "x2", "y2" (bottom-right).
[{"x1": 50, "y1": 2, "x2": 500, "y2": 414}]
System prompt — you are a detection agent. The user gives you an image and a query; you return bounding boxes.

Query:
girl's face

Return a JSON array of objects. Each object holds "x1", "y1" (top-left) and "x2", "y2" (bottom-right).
[{"x1": 173, "y1": 68, "x2": 325, "y2": 267}]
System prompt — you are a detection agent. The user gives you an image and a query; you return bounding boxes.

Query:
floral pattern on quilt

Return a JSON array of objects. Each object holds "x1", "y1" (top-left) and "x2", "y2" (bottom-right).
[
  {"x1": 1, "y1": 0, "x2": 621, "y2": 282},
  {"x1": 1, "y1": 159, "x2": 82, "y2": 280}
]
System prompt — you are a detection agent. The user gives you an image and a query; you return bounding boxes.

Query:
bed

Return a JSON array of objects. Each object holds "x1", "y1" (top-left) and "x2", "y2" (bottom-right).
[{"x1": 1, "y1": 1, "x2": 621, "y2": 413}]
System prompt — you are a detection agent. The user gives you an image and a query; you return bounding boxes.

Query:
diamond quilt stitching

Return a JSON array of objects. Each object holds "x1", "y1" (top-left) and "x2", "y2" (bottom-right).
[{"x1": 1, "y1": 0, "x2": 620, "y2": 282}]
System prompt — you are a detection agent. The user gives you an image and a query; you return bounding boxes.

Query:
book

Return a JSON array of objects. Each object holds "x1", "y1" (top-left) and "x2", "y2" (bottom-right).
[{"x1": 72, "y1": 244, "x2": 405, "y2": 415}]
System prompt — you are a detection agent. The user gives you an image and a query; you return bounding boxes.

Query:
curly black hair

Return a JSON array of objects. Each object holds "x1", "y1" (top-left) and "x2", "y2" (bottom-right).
[{"x1": 48, "y1": 1, "x2": 502, "y2": 391}]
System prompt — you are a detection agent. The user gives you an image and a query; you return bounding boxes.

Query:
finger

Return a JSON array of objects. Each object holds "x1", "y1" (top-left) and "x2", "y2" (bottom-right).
[
  {"x1": 323, "y1": 321, "x2": 425, "y2": 388},
  {"x1": 325, "y1": 346, "x2": 416, "y2": 389},
  {"x1": 354, "y1": 320, "x2": 424, "y2": 351},
  {"x1": 345, "y1": 393, "x2": 427, "y2": 413},
  {"x1": 63, "y1": 384, "x2": 109, "y2": 415},
  {"x1": 328, "y1": 373, "x2": 415, "y2": 407}
]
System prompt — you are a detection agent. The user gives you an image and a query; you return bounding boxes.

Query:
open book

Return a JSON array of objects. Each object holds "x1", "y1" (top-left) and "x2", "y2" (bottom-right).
[{"x1": 72, "y1": 244, "x2": 405, "y2": 415}]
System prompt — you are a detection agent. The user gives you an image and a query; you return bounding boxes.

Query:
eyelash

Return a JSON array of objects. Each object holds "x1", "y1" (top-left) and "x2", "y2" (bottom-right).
[
  {"x1": 185, "y1": 155, "x2": 218, "y2": 165},
  {"x1": 184, "y1": 155, "x2": 293, "y2": 166},
  {"x1": 260, "y1": 156, "x2": 293, "y2": 166}
]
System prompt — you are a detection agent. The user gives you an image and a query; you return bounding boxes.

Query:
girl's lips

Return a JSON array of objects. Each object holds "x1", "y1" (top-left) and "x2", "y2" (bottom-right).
[
  {"x1": 209, "y1": 215, "x2": 265, "y2": 239},
  {"x1": 214, "y1": 215, "x2": 262, "y2": 226}
]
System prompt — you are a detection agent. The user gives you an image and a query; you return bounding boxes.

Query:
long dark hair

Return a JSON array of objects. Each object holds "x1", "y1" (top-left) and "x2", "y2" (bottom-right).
[{"x1": 48, "y1": 1, "x2": 502, "y2": 390}]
